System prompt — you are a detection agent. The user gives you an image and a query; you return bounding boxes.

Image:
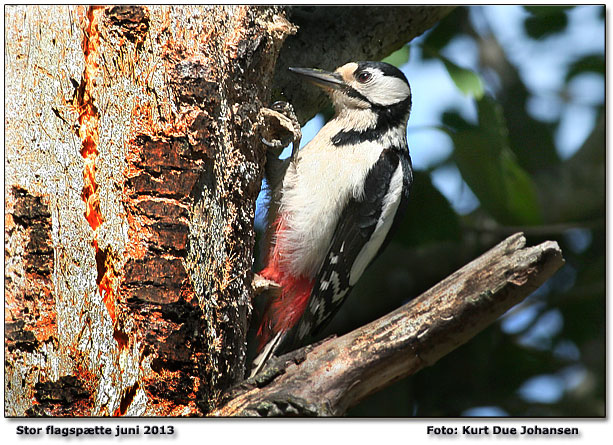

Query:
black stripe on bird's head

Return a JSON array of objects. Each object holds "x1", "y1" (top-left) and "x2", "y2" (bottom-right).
[{"x1": 290, "y1": 61, "x2": 411, "y2": 114}]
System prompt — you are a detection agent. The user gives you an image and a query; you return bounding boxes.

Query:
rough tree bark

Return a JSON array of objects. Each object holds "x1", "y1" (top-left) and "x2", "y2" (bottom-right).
[
  {"x1": 4, "y1": 5, "x2": 451, "y2": 416},
  {"x1": 5, "y1": 4, "x2": 295, "y2": 416}
]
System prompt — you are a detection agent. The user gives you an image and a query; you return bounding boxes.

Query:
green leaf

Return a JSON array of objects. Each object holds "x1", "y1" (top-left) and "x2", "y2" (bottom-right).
[
  {"x1": 477, "y1": 95, "x2": 508, "y2": 144},
  {"x1": 524, "y1": 8, "x2": 569, "y2": 39},
  {"x1": 452, "y1": 130, "x2": 506, "y2": 216},
  {"x1": 441, "y1": 110, "x2": 474, "y2": 132},
  {"x1": 382, "y1": 45, "x2": 410, "y2": 68},
  {"x1": 565, "y1": 54, "x2": 605, "y2": 82},
  {"x1": 421, "y1": 7, "x2": 469, "y2": 57},
  {"x1": 440, "y1": 56, "x2": 484, "y2": 99},
  {"x1": 523, "y1": 5, "x2": 575, "y2": 15},
  {"x1": 499, "y1": 150, "x2": 543, "y2": 225},
  {"x1": 394, "y1": 171, "x2": 461, "y2": 247},
  {"x1": 450, "y1": 97, "x2": 543, "y2": 225}
]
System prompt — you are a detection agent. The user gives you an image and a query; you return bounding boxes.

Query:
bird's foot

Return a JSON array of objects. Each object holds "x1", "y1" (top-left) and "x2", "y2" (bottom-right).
[
  {"x1": 259, "y1": 101, "x2": 302, "y2": 158},
  {"x1": 252, "y1": 273, "x2": 281, "y2": 296}
]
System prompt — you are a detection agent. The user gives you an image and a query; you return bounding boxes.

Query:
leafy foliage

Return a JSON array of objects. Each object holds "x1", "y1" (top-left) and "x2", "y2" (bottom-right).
[
  {"x1": 565, "y1": 54, "x2": 606, "y2": 82},
  {"x1": 395, "y1": 171, "x2": 461, "y2": 246},
  {"x1": 339, "y1": 5, "x2": 604, "y2": 417},
  {"x1": 382, "y1": 45, "x2": 410, "y2": 69},
  {"x1": 440, "y1": 55, "x2": 484, "y2": 99},
  {"x1": 450, "y1": 97, "x2": 542, "y2": 225},
  {"x1": 523, "y1": 6, "x2": 572, "y2": 38}
]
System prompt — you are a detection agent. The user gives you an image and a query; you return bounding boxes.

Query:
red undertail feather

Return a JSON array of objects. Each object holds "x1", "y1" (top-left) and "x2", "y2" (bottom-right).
[{"x1": 256, "y1": 216, "x2": 313, "y2": 352}]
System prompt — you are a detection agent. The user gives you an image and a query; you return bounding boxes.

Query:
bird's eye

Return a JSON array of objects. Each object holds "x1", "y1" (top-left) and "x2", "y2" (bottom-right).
[{"x1": 356, "y1": 71, "x2": 372, "y2": 83}]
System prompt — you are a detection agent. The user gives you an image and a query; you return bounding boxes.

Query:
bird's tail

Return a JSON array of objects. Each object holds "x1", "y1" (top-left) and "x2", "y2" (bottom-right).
[
  {"x1": 250, "y1": 330, "x2": 284, "y2": 378},
  {"x1": 255, "y1": 264, "x2": 313, "y2": 352},
  {"x1": 250, "y1": 271, "x2": 313, "y2": 377}
]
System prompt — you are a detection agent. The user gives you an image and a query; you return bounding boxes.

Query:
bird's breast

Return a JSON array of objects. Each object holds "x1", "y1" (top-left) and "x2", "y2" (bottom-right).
[{"x1": 275, "y1": 141, "x2": 384, "y2": 279}]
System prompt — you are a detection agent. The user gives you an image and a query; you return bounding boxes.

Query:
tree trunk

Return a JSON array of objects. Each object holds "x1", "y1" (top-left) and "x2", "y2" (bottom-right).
[
  {"x1": 5, "y1": 4, "x2": 295, "y2": 417},
  {"x1": 5, "y1": 5, "x2": 452, "y2": 416}
]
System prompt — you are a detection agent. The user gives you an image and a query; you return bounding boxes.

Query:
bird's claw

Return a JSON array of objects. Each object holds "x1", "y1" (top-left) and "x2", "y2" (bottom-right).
[
  {"x1": 252, "y1": 273, "x2": 281, "y2": 296},
  {"x1": 259, "y1": 101, "x2": 302, "y2": 158}
]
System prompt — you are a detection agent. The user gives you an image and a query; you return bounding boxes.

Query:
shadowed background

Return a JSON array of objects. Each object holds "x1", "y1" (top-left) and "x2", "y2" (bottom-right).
[{"x1": 255, "y1": 5, "x2": 605, "y2": 417}]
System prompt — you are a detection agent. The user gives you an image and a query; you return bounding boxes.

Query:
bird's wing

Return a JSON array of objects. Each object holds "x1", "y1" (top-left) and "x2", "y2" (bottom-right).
[{"x1": 292, "y1": 148, "x2": 413, "y2": 344}]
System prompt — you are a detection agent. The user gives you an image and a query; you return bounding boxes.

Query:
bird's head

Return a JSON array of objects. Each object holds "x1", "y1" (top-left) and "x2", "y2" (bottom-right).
[{"x1": 289, "y1": 61, "x2": 411, "y2": 117}]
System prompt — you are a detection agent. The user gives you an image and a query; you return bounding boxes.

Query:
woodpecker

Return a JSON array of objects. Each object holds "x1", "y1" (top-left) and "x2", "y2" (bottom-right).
[{"x1": 253, "y1": 61, "x2": 413, "y2": 375}]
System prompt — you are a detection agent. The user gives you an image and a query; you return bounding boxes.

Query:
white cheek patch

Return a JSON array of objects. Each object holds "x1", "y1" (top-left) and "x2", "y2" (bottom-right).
[{"x1": 362, "y1": 75, "x2": 410, "y2": 106}]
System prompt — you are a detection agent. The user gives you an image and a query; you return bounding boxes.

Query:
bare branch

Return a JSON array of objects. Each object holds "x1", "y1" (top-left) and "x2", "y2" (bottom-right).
[{"x1": 211, "y1": 233, "x2": 564, "y2": 416}]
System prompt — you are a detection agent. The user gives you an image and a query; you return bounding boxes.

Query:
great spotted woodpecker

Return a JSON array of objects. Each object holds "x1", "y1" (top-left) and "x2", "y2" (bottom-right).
[{"x1": 253, "y1": 61, "x2": 413, "y2": 375}]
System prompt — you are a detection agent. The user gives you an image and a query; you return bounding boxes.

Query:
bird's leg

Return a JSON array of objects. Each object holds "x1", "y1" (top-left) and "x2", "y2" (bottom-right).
[
  {"x1": 255, "y1": 102, "x2": 302, "y2": 299},
  {"x1": 259, "y1": 101, "x2": 302, "y2": 160}
]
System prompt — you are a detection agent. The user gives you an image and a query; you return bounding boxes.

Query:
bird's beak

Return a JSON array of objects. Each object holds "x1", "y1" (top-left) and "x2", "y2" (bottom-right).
[{"x1": 289, "y1": 67, "x2": 345, "y2": 90}]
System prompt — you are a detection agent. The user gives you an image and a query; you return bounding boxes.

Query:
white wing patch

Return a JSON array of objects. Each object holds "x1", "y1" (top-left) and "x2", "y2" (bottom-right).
[
  {"x1": 349, "y1": 163, "x2": 404, "y2": 286},
  {"x1": 332, "y1": 288, "x2": 349, "y2": 304},
  {"x1": 329, "y1": 271, "x2": 341, "y2": 299},
  {"x1": 310, "y1": 302, "x2": 320, "y2": 315}
]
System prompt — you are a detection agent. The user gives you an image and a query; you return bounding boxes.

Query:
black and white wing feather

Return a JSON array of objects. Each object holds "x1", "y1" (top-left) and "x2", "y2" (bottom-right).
[{"x1": 292, "y1": 147, "x2": 413, "y2": 344}]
